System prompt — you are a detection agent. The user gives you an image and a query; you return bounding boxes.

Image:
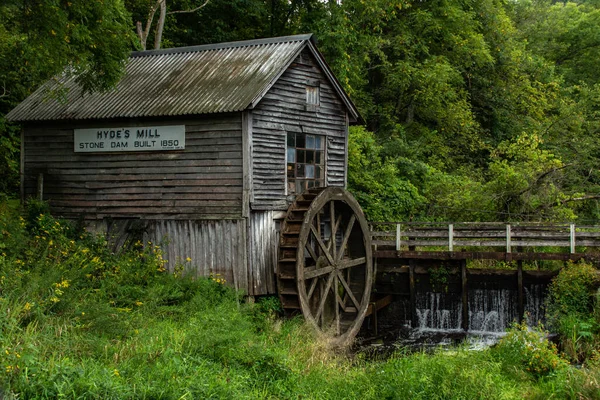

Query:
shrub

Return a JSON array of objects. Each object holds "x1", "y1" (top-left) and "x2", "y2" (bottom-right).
[
  {"x1": 493, "y1": 322, "x2": 567, "y2": 379},
  {"x1": 546, "y1": 261, "x2": 599, "y2": 362}
]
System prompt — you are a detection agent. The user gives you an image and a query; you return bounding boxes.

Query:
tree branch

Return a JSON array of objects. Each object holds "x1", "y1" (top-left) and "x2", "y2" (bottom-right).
[
  {"x1": 0, "y1": 82, "x2": 7, "y2": 98},
  {"x1": 516, "y1": 163, "x2": 573, "y2": 197},
  {"x1": 166, "y1": 0, "x2": 210, "y2": 15},
  {"x1": 561, "y1": 194, "x2": 600, "y2": 205}
]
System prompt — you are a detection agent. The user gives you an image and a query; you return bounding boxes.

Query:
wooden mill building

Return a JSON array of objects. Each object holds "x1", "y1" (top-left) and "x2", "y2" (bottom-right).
[{"x1": 7, "y1": 34, "x2": 360, "y2": 296}]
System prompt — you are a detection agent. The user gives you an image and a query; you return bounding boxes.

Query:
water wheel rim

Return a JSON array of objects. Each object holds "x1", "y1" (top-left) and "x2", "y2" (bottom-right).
[{"x1": 295, "y1": 187, "x2": 373, "y2": 347}]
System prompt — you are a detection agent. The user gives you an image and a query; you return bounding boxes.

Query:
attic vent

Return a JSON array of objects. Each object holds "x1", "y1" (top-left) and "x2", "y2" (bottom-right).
[
  {"x1": 306, "y1": 79, "x2": 320, "y2": 111},
  {"x1": 306, "y1": 86, "x2": 320, "y2": 106}
]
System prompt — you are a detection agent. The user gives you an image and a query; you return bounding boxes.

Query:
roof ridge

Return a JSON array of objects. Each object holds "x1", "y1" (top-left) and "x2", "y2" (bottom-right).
[{"x1": 131, "y1": 34, "x2": 313, "y2": 58}]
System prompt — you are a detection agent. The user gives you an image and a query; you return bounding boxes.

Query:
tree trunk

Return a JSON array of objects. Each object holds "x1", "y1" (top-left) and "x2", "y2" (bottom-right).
[{"x1": 154, "y1": 0, "x2": 167, "y2": 50}]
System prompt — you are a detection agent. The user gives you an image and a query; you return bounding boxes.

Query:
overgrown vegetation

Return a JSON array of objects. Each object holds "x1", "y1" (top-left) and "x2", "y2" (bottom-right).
[
  {"x1": 1, "y1": 202, "x2": 600, "y2": 398},
  {"x1": 546, "y1": 261, "x2": 600, "y2": 363}
]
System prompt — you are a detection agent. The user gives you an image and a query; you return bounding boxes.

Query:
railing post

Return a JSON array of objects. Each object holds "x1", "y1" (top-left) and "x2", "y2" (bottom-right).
[
  {"x1": 506, "y1": 224, "x2": 512, "y2": 254},
  {"x1": 449, "y1": 224, "x2": 454, "y2": 252},
  {"x1": 396, "y1": 223, "x2": 401, "y2": 251},
  {"x1": 570, "y1": 224, "x2": 576, "y2": 254}
]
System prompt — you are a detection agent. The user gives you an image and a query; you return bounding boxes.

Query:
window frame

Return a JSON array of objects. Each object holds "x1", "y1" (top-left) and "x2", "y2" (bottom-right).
[{"x1": 285, "y1": 131, "x2": 326, "y2": 196}]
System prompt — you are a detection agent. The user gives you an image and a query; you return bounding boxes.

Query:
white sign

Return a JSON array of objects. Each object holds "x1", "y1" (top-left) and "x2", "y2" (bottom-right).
[{"x1": 74, "y1": 125, "x2": 185, "y2": 152}]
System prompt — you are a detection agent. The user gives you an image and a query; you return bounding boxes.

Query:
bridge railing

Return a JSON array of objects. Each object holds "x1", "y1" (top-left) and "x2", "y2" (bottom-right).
[{"x1": 370, "y1": 222, "x2": 600, "y2": 253}]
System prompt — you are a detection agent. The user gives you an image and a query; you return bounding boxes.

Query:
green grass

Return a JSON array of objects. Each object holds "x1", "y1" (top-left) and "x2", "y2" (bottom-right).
[{"x1": 1, "y1": 201, "x2": 600, "y2": 399}]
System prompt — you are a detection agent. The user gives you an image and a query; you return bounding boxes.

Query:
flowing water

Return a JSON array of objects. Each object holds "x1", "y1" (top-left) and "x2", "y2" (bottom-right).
[{"x1": 394, "y1": 283, "x2": 549, "y2": 350}]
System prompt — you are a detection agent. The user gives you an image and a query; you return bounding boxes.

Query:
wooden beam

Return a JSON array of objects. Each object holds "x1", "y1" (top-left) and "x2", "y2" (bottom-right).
[
  {"x1": 375, "y1": 250, "x2": 600, "y2": 262},
  {"x1": 517, "y1": 260, "x2": 524, "y2": 321},
  {"x1": 409, "y1": 260, "x2": 416, "y2": 328},
  {"x1": 242, "y1": 111, "x2": 253, "y2": 218}
]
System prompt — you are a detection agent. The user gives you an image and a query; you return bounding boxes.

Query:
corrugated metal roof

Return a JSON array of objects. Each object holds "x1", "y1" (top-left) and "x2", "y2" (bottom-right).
[{"x1": 7, "y1": 34, "x2": 337, "y2": 122}]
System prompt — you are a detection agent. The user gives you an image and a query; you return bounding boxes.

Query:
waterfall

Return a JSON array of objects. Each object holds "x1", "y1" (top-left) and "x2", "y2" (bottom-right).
[
  {"x1": 414, "y1": 284, "x2": 547, "y2": 334},
  {"x1": 415, "y1": 292, "x2": 462, "y2": 331},
  {"x1": 524, "y1": 284, "x2": 546, "y2": 327},
  {"x1": 468, "y1": 288, "x2": 516, "y2": 333}
]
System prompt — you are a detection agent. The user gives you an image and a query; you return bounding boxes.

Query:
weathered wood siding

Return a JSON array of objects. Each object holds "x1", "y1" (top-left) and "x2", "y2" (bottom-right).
[
  {"x1": 148, "y1": 219, "x2": 249, "y2": 293},
  {"x1": 84, "y1": 218, "x2": 251, "y2": 294},
  {"x1": 23, "y1": 114, "x2": 243, "y2": 219},
  {"x1": 247, "y1": 211, "x2": 278, "y2": 294},
  {"x1": 251, "y1": 47, "x2": 348, "y2": 210}
]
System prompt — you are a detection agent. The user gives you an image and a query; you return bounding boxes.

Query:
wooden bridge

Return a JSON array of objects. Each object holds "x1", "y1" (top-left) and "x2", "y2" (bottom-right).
[{"x1": 367, "y1": 222, "x2": 600, "y2": 333}]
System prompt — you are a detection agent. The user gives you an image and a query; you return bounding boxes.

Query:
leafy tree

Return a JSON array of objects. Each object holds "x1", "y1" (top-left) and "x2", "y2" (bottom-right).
[
  {"x1": 0, "y1": 0, "x2": 135, "y2": 195},
  {"x1": 347, "y1": 126, "x2": 425, "y2": 221}
]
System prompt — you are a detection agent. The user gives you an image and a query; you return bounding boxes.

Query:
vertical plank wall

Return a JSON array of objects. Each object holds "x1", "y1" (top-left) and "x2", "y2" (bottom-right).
[
  {"x1": 247, "y1": 211, "x2": 278, "y2": 294},
  {"x1": 251, "y1": 47, "x2": 348, "y2": 210},
  {"x1": 148, "y1": 219, "x2": 249, "y2": 294}
]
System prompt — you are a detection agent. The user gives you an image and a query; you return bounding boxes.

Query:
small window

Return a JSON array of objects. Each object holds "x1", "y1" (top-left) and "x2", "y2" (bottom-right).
[
  {"x1": 306, "y1": 86, "x2": 320, "y2": 106},
  {"x1": 287, "y1": 132, "x2": 325, "y2": 195}
]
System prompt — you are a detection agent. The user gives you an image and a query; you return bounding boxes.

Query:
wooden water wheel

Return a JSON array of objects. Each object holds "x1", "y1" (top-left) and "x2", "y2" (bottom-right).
[{"x1": 277, "y1": 187, "x2": 373, "y2": 347}]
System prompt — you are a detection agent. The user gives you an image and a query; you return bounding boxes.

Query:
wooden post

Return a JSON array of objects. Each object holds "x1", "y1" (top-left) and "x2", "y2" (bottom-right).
[
  {"x1": 448, "y1": 224, "x2": 454, "y2": 252},
  {"x1": 241, "y1": 111, "x2": 253, "y2": 218},
  {"x1": 570, "y1": 224, "x2": 576, "y2": 254},
  {"x1": 36, "y1": 173, "x2": 44, "y2": 201},
  {"x1": 506, "y1": 224, "x2": 511, "y2": 254},
  {"x1": 396, "y1": 223, "x2": 401, "y2": 251},
  {"x1": 461, "y1": 260, "x2": 468, "y2": 331},
  {"x1": 372, "y1": 301, "x2": 378, "y2": 336},
  {"x1": 517, "y1": 260, "x2": 524, "y2": 322},
  {"x1": 409, "y1": 259, "x2": 417, "y2": 328}
]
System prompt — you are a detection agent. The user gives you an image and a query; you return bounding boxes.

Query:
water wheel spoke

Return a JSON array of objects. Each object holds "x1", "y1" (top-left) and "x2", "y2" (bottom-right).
[
  {"x1": 337, "y1": 271, "x2": 361, "y2": 310},
  {"x1": 338, "y1": 256, "x2": 366, "y2": 271},
  {"x1": 310, "y1": 225, "x2": 335, "y2": 265},
  {"x1": 315, "y1": 271, "x2": 335, "y2": 322},
  {"x1": 326, "y1": 214, "x2": 342, "y2": 253},
  {"x1": 304, "y1": 240, "x2": 319, "y2": 263},
  {"x1": 307, "y1": 277, "x2": 319, "y2": 299},
  {"x1": 336, "y1": 215, "x2": 356, "y2": 262},
  {"x1": 304, "y1": 264, "x2": 335, "y2": 280}
]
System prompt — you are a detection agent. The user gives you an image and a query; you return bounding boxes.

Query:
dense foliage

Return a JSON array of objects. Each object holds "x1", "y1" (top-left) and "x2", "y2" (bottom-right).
[
  {"x1": 2, "y1": 0, "x2": 600, "y2": 221},
  {"x1": 1, "y1": 202, "x2": 600, "y2": 399},
  {"x1": 547, "y1": 261, "x2": 600, "y2": 363}
]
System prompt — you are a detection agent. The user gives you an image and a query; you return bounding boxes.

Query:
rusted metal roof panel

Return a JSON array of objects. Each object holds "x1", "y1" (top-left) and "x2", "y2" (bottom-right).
[{"x1": 7, "y1": 35, "x2": 312, "y2": 122}]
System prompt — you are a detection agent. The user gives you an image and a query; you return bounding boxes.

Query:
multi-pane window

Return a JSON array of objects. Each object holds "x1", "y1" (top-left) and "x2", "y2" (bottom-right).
[{"x1": 287, "y1": 132, "x2": 325, "y2": 194}]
